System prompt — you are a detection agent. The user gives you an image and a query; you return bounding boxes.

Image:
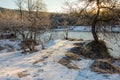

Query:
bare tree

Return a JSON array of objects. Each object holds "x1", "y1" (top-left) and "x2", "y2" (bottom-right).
[
  {"x1": 15, "y1": 0, "x2": 50, "y2": 51},
  {"x1": 63, "y1": 0, "x2": 120, "y2": 43},
  {"x1": 15, "y1": 0, "x2": 24, "y2": 19},
  {"x1": 0, "y1": 9, "x2": 24, "y2": 40},
  {"x1": 62, "y1": 20, "x2": 69, "y2": 39}
]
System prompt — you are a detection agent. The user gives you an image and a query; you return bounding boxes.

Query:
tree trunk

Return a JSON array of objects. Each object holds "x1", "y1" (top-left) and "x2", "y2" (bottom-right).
[
  {"x1": 91, "y1": 0, "x2": 100, "y2": 43},
  {"x1": 64, "y1": 30, "x2": 68, "y2": 40},
  {"x1": 92, "y1": 20, "x2": 99, "y2": 43}
]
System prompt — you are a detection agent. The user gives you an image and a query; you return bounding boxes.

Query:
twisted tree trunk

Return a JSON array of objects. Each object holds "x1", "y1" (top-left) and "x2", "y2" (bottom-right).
[
  {"x1": 92, "y1": 19, "x2": 99, "y2": 43},
  {"x1": 91, "y1": 0, "x2": 100, "y2": 43}
]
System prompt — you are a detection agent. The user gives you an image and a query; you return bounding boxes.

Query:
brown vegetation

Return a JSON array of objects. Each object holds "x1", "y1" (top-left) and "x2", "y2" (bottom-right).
[
  {"x1": 91, "y1": 59, "x2": 120, "y2": 74},
  {"x1": 0, "y1": 0, "x2": 51, "y2": 52},
  {"x1": 82, "y1": 40, "x2": 112, "y2": 59},
  {"x1": 58, "y1": 57, "x2": 80, "y2": 70},
  {"x1": 20, "y1": 39, "x2": 38, "y2": 51},
  {"x1": 0, "y1": 33, "x2": 16, "y2": 39},
  {"x1": 0, "y1": 46, "x2": 4, "y2": 51},
  {"x1": 70, "y1": 40, "x2": 112, "y2": 59},
  {"x1": 17, "y1": 71, "x2": 29, "y2": 78}
]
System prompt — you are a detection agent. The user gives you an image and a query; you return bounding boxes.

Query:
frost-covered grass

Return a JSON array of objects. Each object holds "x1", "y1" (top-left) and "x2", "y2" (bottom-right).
[{"x1": 0, "y1": 39, "x2": 120, "y2": 80}]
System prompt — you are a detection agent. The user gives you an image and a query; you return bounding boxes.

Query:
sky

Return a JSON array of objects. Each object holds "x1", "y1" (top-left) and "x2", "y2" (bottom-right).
[{"x1": 0, "y1": 0, "x2": 66, "y2": 12}]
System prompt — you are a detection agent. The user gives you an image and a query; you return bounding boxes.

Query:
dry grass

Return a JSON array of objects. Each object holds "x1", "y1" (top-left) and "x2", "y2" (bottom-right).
[
  {"x1": 58, "y1": 51, "x2": 81, "y2": 70},
  {"x1": 70, "y1": 40, "x2": 112, "y2": 59},
  {"x1": 21, "y1": 49, "x2": 39, "y2": 54},
  {"x1": 68, "y1": 38, "x2": 84, "y2": 41},
  {"x1": 20, "y1": 39, "x2": 38, "y2": 50},
  {"x1": 0, "y1": 46, "x2": 4, "y2": 51},
  {"x1": 91, "y1": 59, "x2": 120, "y2": 74},
  {"x1": 33, "y1": 59, "x2": 44, "y2": 65},
  {"x1": 65, "y1": 52, "x2": 81, "y2": 60},
  {"x1": 32, "y1": 55, "x2": 49, "y2": 65},
  {"x1": 17, "y1": 71, "x2": 29, "y2": 78},
  {"x1": 58, "y1": 58, "x2": 80, "y2": 70},
  {"x1": 7, "y1": 49, "x2": 15, "y2": 52},
  {"x1": 82, "y1": 40, "x2": 112, "y2": 59}
]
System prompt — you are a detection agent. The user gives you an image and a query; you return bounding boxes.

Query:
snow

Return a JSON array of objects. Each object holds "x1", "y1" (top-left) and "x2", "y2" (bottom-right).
[
  {"x1": 55, "y1": 26, "x2": 91, "y2": 32},
  {"x1": 0, "y1": 39, "x2": 21, "y2": 53},
  {"x1": 72, "y1": 26, "x2": 91, "y2": 32},
  {"x1": 56, "y1": 26, "x2": 120, "y2": 32},
  {"x1": 99, "y1": 33, "x2": 120, "y2": 58},
  {"x1": 0, "y1": 39, "x2": 120, "y2": 80},
  {"x1": 106, "y1": 41, "x2": 120, "y2": 58}
]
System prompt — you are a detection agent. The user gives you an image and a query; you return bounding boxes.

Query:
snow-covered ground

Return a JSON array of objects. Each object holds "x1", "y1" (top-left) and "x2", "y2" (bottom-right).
[
  {"x1": 0, "y1": 39, "x2": 120, "y2": 80},
  {"x1": 0, "y1": 39, "x2": 21, "y2": 53},
  {"x1": 54, "y1": 26, "x2": 91, "y2": 32},
  {"x1": 56, "y1": 26, "x2": 120, "y2": 32},
  {"x1": 99, "y1": 33, "x2": 120, "y2": 58}
]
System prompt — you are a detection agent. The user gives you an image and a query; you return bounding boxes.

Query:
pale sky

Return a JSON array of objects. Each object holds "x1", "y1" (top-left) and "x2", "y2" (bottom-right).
[{"x1": 0, "y1": 0, "x2": 67, "y2": 12}]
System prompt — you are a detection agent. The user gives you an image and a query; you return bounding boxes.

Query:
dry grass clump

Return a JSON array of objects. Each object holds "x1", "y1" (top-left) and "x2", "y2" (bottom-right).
[
  {"x1": 58, "y1": 51, "x2": 81, "y2": 70},
  {"x1": 0, "y1": 46, "x2": 4, "y2": 51},
  {"x1": 32, "y1": 59, "x2": 44, "y2": 65},
  {"x1": 20, "y1": 39, "x2": 39, "y2": 53},
  {"x1": 68, "y1": 38, "x2": 84, "y2": 41},
  {"x1": 20, "y1": 39, "x2": 38, "y2": 50},
  {"x1": 65, "y1": 52, "x2": 81, "y2": 60},
  {"x1": 70, "y1": 40, "x2": 112, "y2": 59},
  {"x1": 58, "y1": 57, "x2": 80, "y2": 70},
  {"x1": 17, "y1": 71, "x2": 29, "y2": 78},
  {"x1": 91, "y1": 59, "x2": 120, "y2": 74},
  {"x1": 82, "y1": 40, "x2": 112, "y2": 59}
]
